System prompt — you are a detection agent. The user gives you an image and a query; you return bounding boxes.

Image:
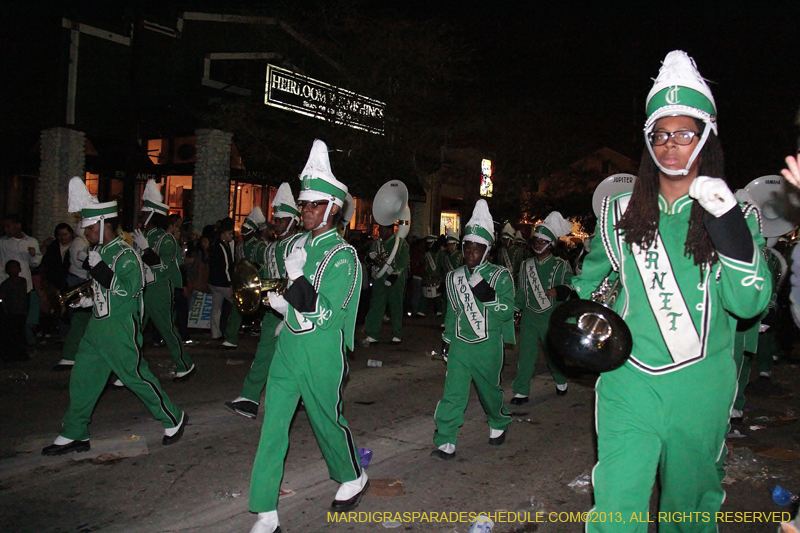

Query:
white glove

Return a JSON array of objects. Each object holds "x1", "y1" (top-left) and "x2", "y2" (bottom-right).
[
  {"x1": 267, "y1": 291, "x2": 289, "y2": 316},
  {"x1": 132, "y1": 229, "x2": 149, "y2": 251},
  {"x1": 88, "y1": 250, "x2": 102, "y2": 268},
  {"x1": 689, "y1": 176, "x2": 737, "y2": 217},
  {"x1": 284, "y1": 247, "x2": 307, "y2": 280},
  {"x1": 384, "y1": 280, "x2": 392, "y2": 286},
  {"x1": 368, "y1": 251, "x2": 378, "y2": 260},
  {"x1": 77, "y1": 296, "x2": 93, "y2": 308}
]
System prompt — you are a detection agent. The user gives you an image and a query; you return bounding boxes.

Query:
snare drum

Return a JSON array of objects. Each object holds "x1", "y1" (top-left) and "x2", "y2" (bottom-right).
[{"x1": 422, "y1": 283, "x2": 440, "y2": 298}]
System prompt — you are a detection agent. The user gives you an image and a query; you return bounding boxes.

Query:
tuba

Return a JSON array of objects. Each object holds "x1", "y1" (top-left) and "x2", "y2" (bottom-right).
[
  {"x1": 547, "y1": 173, "x2": 637, "y2": 374},
  {"x1": 372, "y1": 180, "x2": 411, "y2": 278},
  {"x1": 231, "y1": 259, "x2": 288, "y2": 314},
  {"x1": 57, "y1": 280, "x2": 94, "y2": 315}
]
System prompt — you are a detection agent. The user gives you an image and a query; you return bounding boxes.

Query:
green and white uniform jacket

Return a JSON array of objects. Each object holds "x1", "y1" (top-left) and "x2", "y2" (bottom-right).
[
  {"x1": 515, "y1": 254, "x2": 573, "y2": 313},
  {"x1": 146, "y1": 227, "x2": 182, "y2": 288},
  {"x1": 239, "y1": 238, "x2": 266, "y2": 266},
  {"x1": 260, "y1": 233, "x2": 303, "y2": 280},
  {"x1": 442, "y1": 262, "x2": 516, "y2": 345},
  {"x1": 372, "y1": 234, "x2": 409, "y2": 283},
  {"x1": 90, "y1": 236, "x2": 146, "y2": 320},
  {"x1": 281, "y1": 229, "x2": 362, "y2": 351},
  {"x1": 573, "y1": 191, "x2": 772, "y2": 374}
]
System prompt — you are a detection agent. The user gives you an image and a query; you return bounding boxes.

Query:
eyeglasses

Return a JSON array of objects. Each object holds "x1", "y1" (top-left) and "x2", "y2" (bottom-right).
[
  {"x1": 298, "y1": 200, "x2": 329, "y2": 210},
  {"x1": 648, "y1": 130, "x2": 698, "y2": 146}
]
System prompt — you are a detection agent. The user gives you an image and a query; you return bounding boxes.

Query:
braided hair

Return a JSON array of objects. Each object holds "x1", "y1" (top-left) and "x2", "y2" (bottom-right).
[{"x1": 616, "y1": 118, "x2": 726, "y2": 270}]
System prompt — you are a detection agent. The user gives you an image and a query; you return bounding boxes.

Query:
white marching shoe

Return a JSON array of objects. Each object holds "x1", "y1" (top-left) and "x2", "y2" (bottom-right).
[{"x1": 249, "y1": 511, "x2": 280, "y2": 533}]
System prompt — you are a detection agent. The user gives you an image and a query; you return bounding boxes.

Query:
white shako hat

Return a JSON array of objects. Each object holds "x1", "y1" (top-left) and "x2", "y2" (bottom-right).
[
  {"x1": 141, "y1": 179, "x2": 169, "y2": 221},
  {"x1": 533, "y1": 211, "x2": 572, "y2": 243},
  {"x1": 501, "y1": 223, "x2": 515, "y2": 241},
  {"x1": 271, "y1": 183, "x2": 300, "y2": 221},
  {"x1": 342, "y1": 192, "x2": 355, "y2": 226},
  {"x1": 445, "y1": 228, "x2": 459, "y2": 244},
  {"x1": 298, "y1": 139, "x2": 347, "y2": 229},
  {"x1": 241, "y1": 206, "x2": 267, "y2": 235},
  {"x1": 463, "y1": 199, "x2": 495, "y2": 248},
  {"x1": 644, "y1": 50, "x2": 717, "y2": 177},
  {"x1": 514, "y1": 230, "x2": 525, "y2": 244},
  {"x1": 68, "y1": 176, "x2": 117, "y2": 244}
]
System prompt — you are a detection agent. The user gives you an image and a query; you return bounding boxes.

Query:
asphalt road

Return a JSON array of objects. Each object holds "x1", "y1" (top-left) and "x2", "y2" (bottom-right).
[{"x1": 1, "y1": 314, "x2": 799, "y2": 532}]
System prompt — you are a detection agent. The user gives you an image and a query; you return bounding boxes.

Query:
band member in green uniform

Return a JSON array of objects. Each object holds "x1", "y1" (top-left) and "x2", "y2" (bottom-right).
[
  {"x1": 511, "y1": 211, "x2": 574, "y2": 403},
  {"x1": 237, "y1": 206, "x2": 267, "y2": 264},
  {"x1": 225, "y1": 183, "x2": 301, "y2": 419},
  {"x1": 573, "y1": 51, "x2": 771, "y2": 532},
  {"x1": 419, "y1": 231, "x2": 442, "y2": 317},
  {"x1": 431, "y1": 199, "x2": 515, "y2": 460},
  {"x1": 437, "y1": 228, "x2": 462, "y2": 326},
  {"x1": 43, "y1": 178, "x2": 187, "y2": 456},
  {"x1": 248, "y1": 140, "x2": 366, "y2": 533},
  {"x1": 496, "y1": 223, "x2": 519, "y2": 278},
  {"x1": 364, "y1": 223, "x2": 409, "y2": 344},
  {"x1": 132, "y1": 180, "x2": 195, "y2": 381},
  {"x1": 513, "y1": 230, "x2": 529, "y2": 272}
]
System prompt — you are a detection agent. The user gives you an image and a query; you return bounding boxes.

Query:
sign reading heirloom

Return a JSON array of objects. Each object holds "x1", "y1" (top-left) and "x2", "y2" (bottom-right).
[{"x1": 264, "y1": 65, "x2": 386, "y2": 135}]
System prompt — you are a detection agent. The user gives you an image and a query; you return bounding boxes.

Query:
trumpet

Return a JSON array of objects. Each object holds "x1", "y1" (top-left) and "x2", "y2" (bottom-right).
[
  {"x1": 57, "y1": 280, "x2": 94, "y2": 315},
  {"x1": 231, "y1": 259, "x2": 288, "y2": 314}
]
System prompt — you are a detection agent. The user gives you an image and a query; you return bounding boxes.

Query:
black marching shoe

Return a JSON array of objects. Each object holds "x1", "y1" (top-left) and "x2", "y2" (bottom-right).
[
  {"x1": 489, "y1": 432, "x2": 506, "y2": 446},
  {"x1": 330, "y1": 480, "x2": 370, "y2": 513},
  {"x1": 509, "y1": 396, "x2": 529, "y2": 406},
  {"x1": 225, "y1": 400, "x2": 258, "y2": 419},
  {"x1": 162, "y1": 414, "x2": 189, "y2": 445},
  {"x1": 430, "y1": 449, "x2": 456, "y2": 461},
  {"x1": 42, "y1": 440, "x2": 90, "y2": 456}
]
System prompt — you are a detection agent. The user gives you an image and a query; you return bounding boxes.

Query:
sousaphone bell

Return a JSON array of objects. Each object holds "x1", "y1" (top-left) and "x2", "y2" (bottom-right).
[
  {"x1": 372, "y1": 180, "x2": 411, "y2": 278},
  {"x1": 547, "y1": 173, "x2": 637, "y2": 374}
]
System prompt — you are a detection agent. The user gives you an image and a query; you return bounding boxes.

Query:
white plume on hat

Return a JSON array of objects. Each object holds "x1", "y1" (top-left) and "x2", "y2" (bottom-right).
[
  {"x1": 514, "y1": 230, "x2": 525, "y2": 243},
  {"x1": 463, "y1": 199, "x2": 495, "y2": 248},
  {"x1": 501, "y1": 223, "x2": 515, "y2": 240},
  {"x1": 533, "y1": 211, "x2": 572, "y2": 243},
  {"x1": 342, "y1": 192, "x2": 355, "y2": 226},
  {"x1": 68, "y1": 176, "x2": 97, "y2": 213},
  {"x1": 299, "y1": 139, "x2": 347, "y2": 207},
  {"x1": 241, "y1": 206, "x2": 267, "y2": 234},
  {"x1": 141, "y1": 179, "x2": 169, "y2": 215},
  {"x1": 271, "y1": 183, "x2": 300, "y2": 220}
]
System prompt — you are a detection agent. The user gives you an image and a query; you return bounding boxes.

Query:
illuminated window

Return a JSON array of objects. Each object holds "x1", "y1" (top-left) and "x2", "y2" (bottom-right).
[
  {"x1": 85, "y1": 173, "x2": 100, "y2": 195},
  {"x1": 480, "y1": 159, "x2": 493, "y2": 198}
]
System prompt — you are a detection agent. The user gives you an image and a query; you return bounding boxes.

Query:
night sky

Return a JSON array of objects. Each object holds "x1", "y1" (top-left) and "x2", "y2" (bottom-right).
[{"x1": 395, "y1": 0, "x2": 800, "y2": 188}]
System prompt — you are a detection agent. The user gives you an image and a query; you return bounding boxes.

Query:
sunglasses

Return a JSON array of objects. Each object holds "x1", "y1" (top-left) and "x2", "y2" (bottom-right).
[{"x1": 298, "y1": 200, "x2": 330, "y2": 210}]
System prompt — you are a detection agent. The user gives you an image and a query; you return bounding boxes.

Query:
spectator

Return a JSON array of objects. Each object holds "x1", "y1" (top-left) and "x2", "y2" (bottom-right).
[{"x1": 0, "y1": 260, "x2": 30, "y2": 361}]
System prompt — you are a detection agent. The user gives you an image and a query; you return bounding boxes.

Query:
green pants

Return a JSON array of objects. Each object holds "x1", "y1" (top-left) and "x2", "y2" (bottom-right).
[
  {"x1": 364, "y1": 277, "x2": 406, "y2": 340},
  {"x1": 61, "y1": 314, "x2": 183, "y2": 441},
  {"x1": 512, "y1": 309, "x2": 566, "y2": 397},
  {"x1": 732, "y1": 331, "x2": 755, "y2": 411},
  {"x1": 239, "y1": 312, "x2": 281, "y2": 403},
  {"x1": 249, "y1": 329, "x2": 361, "y2": 512},
  {"x1": 757, "y1": 328, "x2": 777, "y2": 374},
  {"x1": 433, "y1": 333, "x2": 511, "y2": 447},
  {"x1": 588, "y1": 356, "x2": 736, "y2": 533},
  {"x1": 60, "y1": 308, "x2": 92, "y2": 363},
  {"x1": 143, "y1": 280, "x2": 193, "y2": 373}
]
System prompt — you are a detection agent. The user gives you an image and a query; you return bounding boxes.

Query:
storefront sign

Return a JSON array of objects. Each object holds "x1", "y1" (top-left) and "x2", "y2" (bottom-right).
[
  {"x1": 480, "y1": 159, "x2": 493, "y2": 198},
  {"x1": 265, "y1": 65, "x2": 385, "y2": 135}
]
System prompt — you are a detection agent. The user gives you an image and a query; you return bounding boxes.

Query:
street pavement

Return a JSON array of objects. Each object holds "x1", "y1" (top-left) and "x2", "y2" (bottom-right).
[{"x1": 2, "y1": 313, "x2": 800, "y2": 532}]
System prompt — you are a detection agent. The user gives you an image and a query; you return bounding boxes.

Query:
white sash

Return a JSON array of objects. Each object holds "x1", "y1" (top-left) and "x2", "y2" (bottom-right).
[
  {"x1": 631, "y1": 235, "x2": 702, "y2": 365},
  {"x1": 453, "y1": 268, "x2": 487, "y2": 341},
  {"x1": 266, "y1": 242, "x2": 279, "y2": 278},
  {"x1": 525, "y1": 260, "x2": 551, "y2": 310},
  {"x1": 424, "y1": 251, "x2": 436, "y2": 271}
]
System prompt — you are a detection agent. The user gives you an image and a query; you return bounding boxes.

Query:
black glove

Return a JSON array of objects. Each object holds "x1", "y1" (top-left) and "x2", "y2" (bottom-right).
[{"x1": 554, "y1": 285, "x2": 579, "y2": 301}]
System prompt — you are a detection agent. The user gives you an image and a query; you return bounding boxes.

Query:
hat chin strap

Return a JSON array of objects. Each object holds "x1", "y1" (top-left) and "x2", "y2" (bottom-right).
[
  {"x1": 280, "y1": 218, "x2": 297, "y2": 237},
  {"x1": 314, "y1": 202, "x2": 335, "y2": 231},
  {"x1": 646, "y1": 123, "x2": 713, "y2": 177},
  {"x1": 144, "y1": 210, "x2": 155, "y2": 227},
  {"x1": 99, "y1": 219, "x2": 105, "y2": 246},
  {"x1": 533, "y1": 242, "x2": 551, "y2": 254}
]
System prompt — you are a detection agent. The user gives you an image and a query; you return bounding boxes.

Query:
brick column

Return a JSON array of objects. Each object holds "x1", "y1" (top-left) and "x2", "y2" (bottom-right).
[
  {"x1": 192, "y1": 128, "x2": 233, "y2": 231},
  {"x1": 35, "y1": 127, "x2": 85, "y2": 240}
]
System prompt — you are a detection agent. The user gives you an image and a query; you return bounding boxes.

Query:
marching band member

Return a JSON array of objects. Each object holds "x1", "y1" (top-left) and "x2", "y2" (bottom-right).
[
  {"x1": 431, "y1": 199, "x2": 515, "y2": 460},
  {"x1": 225, "y1": 183, "x2": 302, "y2": 419},
  {"x1": 132, "y1": 180, "x2": 195, "y2": 381},
  {"x1": 573, "y1": 51, "x2": 771, "y2": 532},
  {"x1": 511, "y1": 211, "x2": 574, "y2": 404},
  {"x1": 363, "y1": 222, "x2": 409, "y2": 344},
  {"x1": 237, "y1": 207, "x2": 268, "y2": 264},
  {"x1": 248, "y1": 140, "x2": 366, "y2": 533},
  {"x1": 43, "y1": 177, "x2": 187, "y2": 456}
]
